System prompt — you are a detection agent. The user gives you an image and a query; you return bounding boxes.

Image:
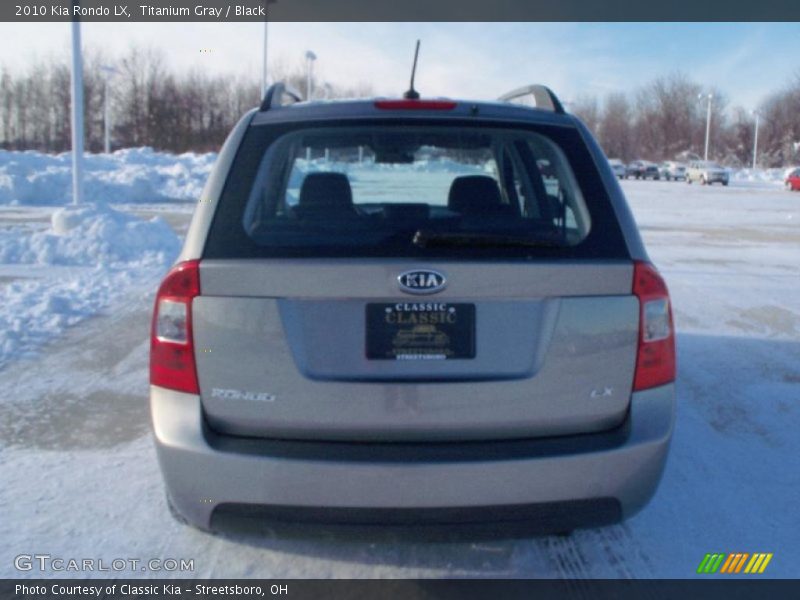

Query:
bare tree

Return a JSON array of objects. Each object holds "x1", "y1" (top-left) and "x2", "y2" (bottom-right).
[
  {"x1": 598, "y1": 92, "x2": 634, "y2": 160},
  {"x1": 0, "y1": 50, "x2": 791, "y2": 163},
  {"x1": 632, "y1": 72, "x2": 710, "y2": 161},
  {"x1": 757, "y1": 72, "x2": 800, "y2": 166},
  {"x1": 570, "y1": 95, "x2": 600, "y2": 137}
]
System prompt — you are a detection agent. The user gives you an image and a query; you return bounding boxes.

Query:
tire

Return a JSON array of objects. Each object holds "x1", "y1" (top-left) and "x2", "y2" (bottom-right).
[
  {"x1": 687, "y1": 177, "x2": 692, "y2": 184},
  {"x1": 700, "y1": 176, "x2": 707, "y2": 185},
  {"x1": 722, "y1": 181, "x2": 729, "y2": 187}
]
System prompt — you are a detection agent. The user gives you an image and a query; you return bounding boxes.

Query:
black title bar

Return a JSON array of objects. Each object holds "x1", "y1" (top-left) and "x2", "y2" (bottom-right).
[
  {"x1": 4, "y1": 580, "x2": 800, "y2": 600},
  {"x1": 3, "y1": 0, "x2": 800, "y2": 22}
]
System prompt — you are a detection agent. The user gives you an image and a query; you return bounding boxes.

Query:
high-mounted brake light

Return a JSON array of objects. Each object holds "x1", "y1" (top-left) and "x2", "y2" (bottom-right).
[
  {"x1": 150, "y1": 260, "x2": 200, "y2": 394},
  {"x1": 632, "y1": 261, "x2": 676, "y2": 391},
  {"x1": 374, "y1": 99, "x2": 457, "y2": 110}
]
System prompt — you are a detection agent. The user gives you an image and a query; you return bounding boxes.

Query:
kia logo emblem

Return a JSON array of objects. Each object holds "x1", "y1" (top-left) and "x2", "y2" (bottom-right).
[{"x1": 397, "y1": 269, "x2": 447, "y2": 295}]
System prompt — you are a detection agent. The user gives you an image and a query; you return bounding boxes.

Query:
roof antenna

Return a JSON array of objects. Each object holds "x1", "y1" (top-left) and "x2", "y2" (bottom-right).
[{"x1": 403, "y1": 40, "x2": 421, "y2": 99}]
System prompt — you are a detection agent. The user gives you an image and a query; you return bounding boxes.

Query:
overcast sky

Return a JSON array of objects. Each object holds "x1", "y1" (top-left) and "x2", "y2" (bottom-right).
[{"x1": 1, "y1": 22, "x2": 798, "y2": 109}]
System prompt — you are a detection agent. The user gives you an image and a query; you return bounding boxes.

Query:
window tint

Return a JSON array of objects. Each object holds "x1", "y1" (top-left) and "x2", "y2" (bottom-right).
[
  {"x1": 241, "y1": 127, "x2": 589, "y2": 251},
  {"x1": 204, "y1": 121, "x2": 629, "y2": 260}
]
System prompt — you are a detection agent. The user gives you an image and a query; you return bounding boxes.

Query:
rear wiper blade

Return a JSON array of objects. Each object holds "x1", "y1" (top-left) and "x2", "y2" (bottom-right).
[{"x1": 412, "y1": 230, "x2": 562, "y2": 249}]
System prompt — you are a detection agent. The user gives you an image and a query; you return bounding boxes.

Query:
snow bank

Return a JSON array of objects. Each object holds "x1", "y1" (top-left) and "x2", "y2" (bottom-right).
[
  {"x1": 0, "y1": 204, "x2": 180, "y2": 369},
  {"x1": 0, "y1": 203, "x2": 180, "y2": 267},
  {"x1": 0, "y1": 147, "x2": 215, "y2": 205},
  {"x1": 730, "y1": 167, "x2": 796, "y2": 187}
]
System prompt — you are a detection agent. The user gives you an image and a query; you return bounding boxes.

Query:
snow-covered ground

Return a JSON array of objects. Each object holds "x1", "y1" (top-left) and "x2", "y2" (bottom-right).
[{"x1": 0, "y1": 167, "x2": 798, "y2": 578}]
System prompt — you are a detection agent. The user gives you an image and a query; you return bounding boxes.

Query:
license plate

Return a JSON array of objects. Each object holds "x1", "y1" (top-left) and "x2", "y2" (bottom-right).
[{"x1": 366, "y1": 302, "x2": 475, "y2": 360}]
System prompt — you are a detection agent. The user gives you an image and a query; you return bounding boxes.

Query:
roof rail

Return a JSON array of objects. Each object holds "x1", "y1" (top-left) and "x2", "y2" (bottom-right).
[
  {"x1": 498, "y1": 84, "x2": 565, "y2": 114},
  {"x1": 260, "y1": 82, "x2": 303, "y2": 112}
]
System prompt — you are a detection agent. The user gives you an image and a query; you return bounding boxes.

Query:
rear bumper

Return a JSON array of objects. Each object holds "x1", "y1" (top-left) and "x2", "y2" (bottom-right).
[{"x1": 151, "y1": 384, "x2": 675, "y2": 532}]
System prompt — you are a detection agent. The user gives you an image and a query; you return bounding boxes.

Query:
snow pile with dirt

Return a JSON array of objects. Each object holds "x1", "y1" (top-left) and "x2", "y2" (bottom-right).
[
  {"x1": 0, "y1": 148, "x2": 215, "y2": 205},
  {"x1": 0, "y1": 204, "x2": 179, "y2": 368}
]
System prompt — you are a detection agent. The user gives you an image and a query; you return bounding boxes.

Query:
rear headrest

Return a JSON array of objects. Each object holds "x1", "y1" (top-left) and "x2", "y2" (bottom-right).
[
  {"x1": 298, "y1": 172, "x2": 354, "y2": 215},
  {"x1": 447, "y1": 175, "x2": 504, "y2": 215}
]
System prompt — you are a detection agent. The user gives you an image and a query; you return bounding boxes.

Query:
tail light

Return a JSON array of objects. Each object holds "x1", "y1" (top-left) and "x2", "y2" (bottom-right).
[
  {"x1": 632, "y1": 261, "x2": 676, "y2": 391},
  {"x1": 150, "y1": 260, "x2": 200, "y2": 394}
]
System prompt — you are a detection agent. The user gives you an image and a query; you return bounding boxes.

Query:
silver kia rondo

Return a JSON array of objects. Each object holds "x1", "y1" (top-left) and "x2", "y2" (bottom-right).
[{"x1": 150, "y1": 83, "x2": 676, "y2": 534}]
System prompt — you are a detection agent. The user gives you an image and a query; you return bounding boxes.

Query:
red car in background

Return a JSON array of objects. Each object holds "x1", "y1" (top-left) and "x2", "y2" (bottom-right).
[{"x1": 786, "y1": 168, "x2": 800, "y2": 191}]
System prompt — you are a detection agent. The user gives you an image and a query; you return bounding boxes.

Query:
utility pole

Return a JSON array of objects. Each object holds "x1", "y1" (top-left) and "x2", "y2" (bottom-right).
[
  {"x1": 305, "y1": 50, "x2": 317, "y2": 101},
  {"x1": 260, "y1": 0, "x2": 276, "y2": 98},
  {"x1": 699, "y1": 93, "x2": 713, "y2": 161},
  {"x1": 261, "y1": 20, "x2": 268, "y2": 96},
  {"x1": 751, "y1": 110, "x2": 760, "y2": 170},
  {"x1": 70, "y1": 5, "x2": 84, "y2": 205},
  {"x1": 100, "y1": 65, "x2": 117, "y2": 154},
  {"x1": 304, "y1": 50, "x2": 317, "y2": 161}
]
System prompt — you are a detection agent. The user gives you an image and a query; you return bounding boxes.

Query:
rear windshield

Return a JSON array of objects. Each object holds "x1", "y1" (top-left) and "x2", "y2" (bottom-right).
[{"x1": 204, "y1": 120, "x2": 628, "y2": 260}]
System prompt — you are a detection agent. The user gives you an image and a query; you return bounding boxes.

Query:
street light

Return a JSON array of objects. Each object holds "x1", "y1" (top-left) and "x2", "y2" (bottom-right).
[
  {"x1": 100, "y1": 65, "x2": 118, "y2": 154},
  {"x1": 261, "y1": 22, "x2": 268, "y2": 95},
  {"x1": 698, "y1": 92, "x2": 713, "y2": 161},
  {"x1": 751, "y1": 110, "x2": 761, "y2": 170},
  {"x1": 260, "y1": 0, "x2": 277, "y2": 98},
  {"x1": 305, "y1": 50, "x2": 317, "y2": 101},
  {"x1": 303, "y1": 50, "x2": 316, "y2": 161},
  {"x1": 70, "y1": 5, "x2": 84, "y2": 205}
]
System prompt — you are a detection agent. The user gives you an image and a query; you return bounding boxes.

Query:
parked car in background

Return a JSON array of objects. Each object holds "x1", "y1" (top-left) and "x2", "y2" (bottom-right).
[
  {"x1": 785, "y1": 168, "x2": 800, "y2": 191},
  {"x1": 686, "y1": 161, "x2": 729, "y2": 186},
  {"x1": 626, "y1": 160, "x2": 660, "y2": 180},
  {"x1": 659, "y1": 161, "x2": 686, "y2": 181},
  {"x1": 608, "y1": 158, "x2": 627, "y2": 179}
]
